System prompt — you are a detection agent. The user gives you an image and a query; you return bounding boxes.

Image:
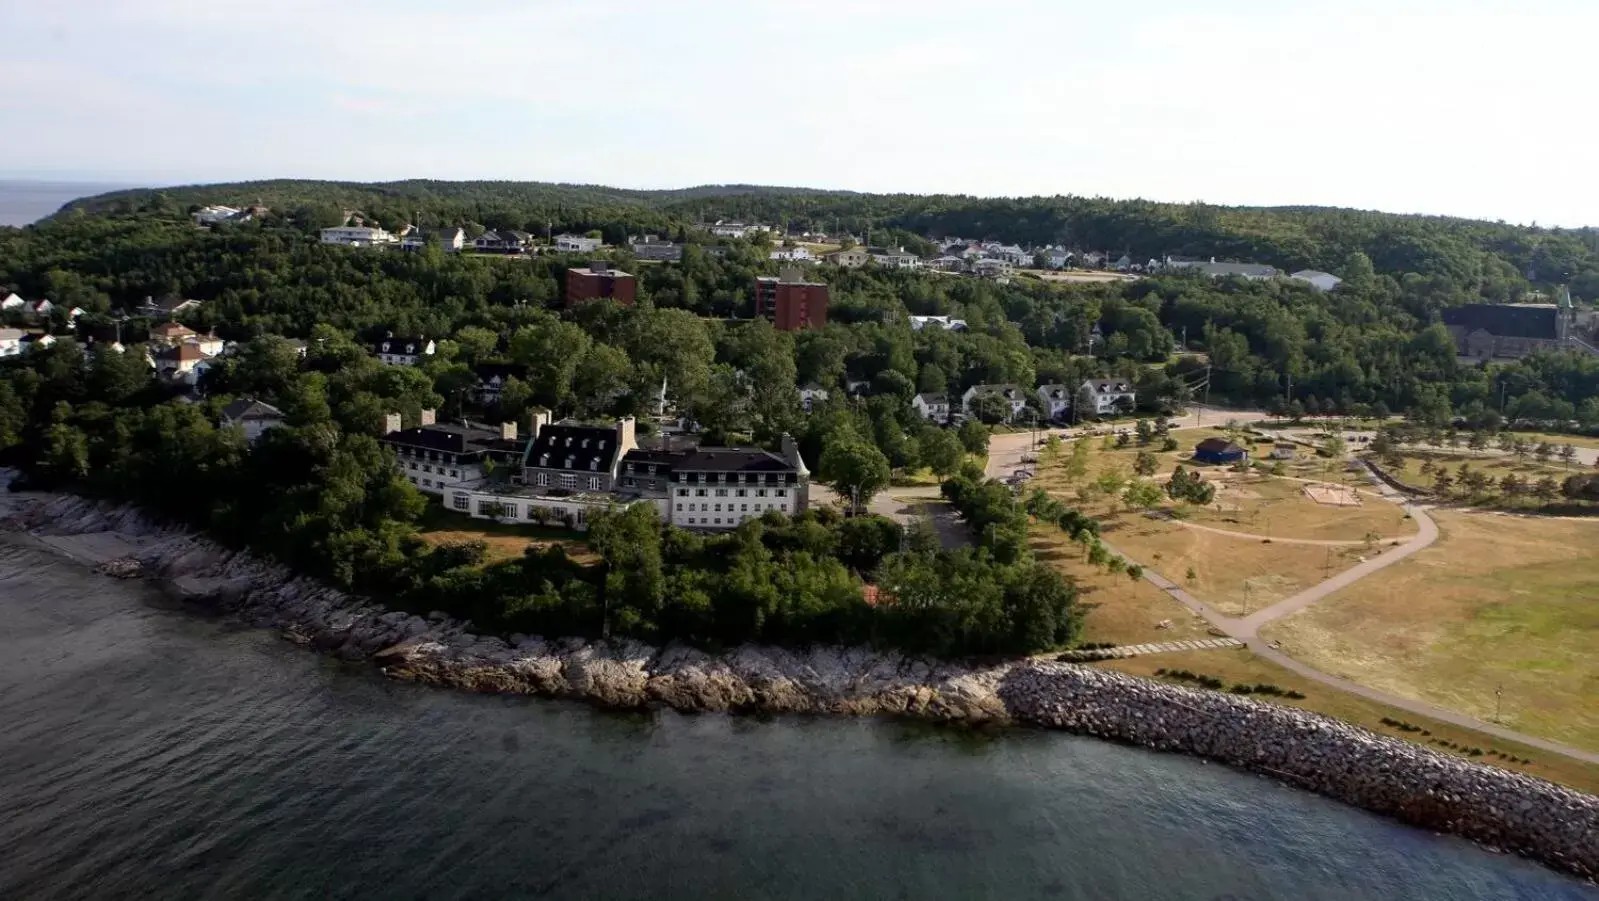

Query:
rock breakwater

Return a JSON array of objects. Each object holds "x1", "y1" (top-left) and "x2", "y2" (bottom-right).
[{"x1": 3, "y1": 491, "x2": 1596, "y2": 882}]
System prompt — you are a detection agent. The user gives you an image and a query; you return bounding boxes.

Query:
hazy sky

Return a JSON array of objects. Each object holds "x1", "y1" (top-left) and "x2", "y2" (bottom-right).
[{"x1": 3, "y1": 0, "x2": 1595, "y2": 225}]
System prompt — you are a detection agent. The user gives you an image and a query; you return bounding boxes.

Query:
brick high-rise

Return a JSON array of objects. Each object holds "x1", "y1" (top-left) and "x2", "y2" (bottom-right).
[
  {"x1": 565, "y1": 261, "x2": 637, "y2": 307},
  {"x1": 754, "y1": 267, "x2": 828, "y2": 331}
]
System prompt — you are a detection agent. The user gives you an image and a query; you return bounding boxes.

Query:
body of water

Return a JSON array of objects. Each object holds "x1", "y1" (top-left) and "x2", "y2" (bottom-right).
[
  {"x1": 0, "y1": 537, "x2": 1591, "y2": 900},
  {"x1": 0, "y1": 180, "x2": 133, "y2": 227}
]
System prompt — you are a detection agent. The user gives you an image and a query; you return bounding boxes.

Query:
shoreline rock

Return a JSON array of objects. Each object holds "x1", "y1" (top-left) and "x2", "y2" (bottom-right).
[{"x1": 2, "y1": 491, "x2": 1596, "y2": 883}]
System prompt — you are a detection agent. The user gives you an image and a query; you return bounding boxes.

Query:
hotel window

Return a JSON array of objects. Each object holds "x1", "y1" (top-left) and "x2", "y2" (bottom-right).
[
  {"x1": 536, "y1": 473, "x2": 550, "y2": 487},
  {"x1": 449, "y1": 469, "x2": 458, "y2": 478},
  {"x1": 780, "y1": 504, "x2": 788, "y2": 512},
  {"x1": 624, "y1": 477, "x2": 636, "y2": 487},
  {"x1": 452, "y1": 495, "x2": 469, "y2": 510},
  {"x1": 715, "y1": 489, "x2": 727, "y2": 497},
  {"x1": 695, "y1": 488, "x2": 707, "y2": 497},
  {"x1": 408, "y1": 462, "x2": 417, "y2": 471},
  {"x1": 675, "y1": 503, "x2": 683, "y2": 511},
  {"x1": 714, "y1": 518, "x2": 722, "y2": 525},
  {"x1": 588, "y1": 476, "x2": 601, "y2": 491},
  {"x1": 422, "y1": 464, "x2": 433, "y2": 473},
  {"x1": 525, "y1": 507, "x2": 538, "y2": 520},
  {"x1": 741, "y1": 504, "x2": 748, "y2": 512},
  {"x1": 735, "y1": 489, "x2": 747, "y2": 497},
  {"x1": 714, "y1": 504, "x2": 721, "y2": 512},
  {"x1": 756, "y1": 489, "x2": 767, "y2": 498},
  {"x1": 775, "y1": 489, "x2": 787, "y2": 497},
  {"x1": 677, "y1": 488, "x2": 688, "y2": 497},
  {"x1": 560, "y1": 474, "x2": 578, "y2": 490}
]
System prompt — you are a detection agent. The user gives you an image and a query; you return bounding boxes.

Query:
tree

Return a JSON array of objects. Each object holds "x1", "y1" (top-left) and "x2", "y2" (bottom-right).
[
  {"x1": 920, "y1": 427, "x2": 963, "y2": 483},
  {"x1": 572, "y1": 343, "x2": 633, "y2": 417},
  {"x1": 1498, "y1": 473, "x2": 1525, "y2": 498},
  {"x1": 970, "y1": 392, "x2": 1011, "y2": 424},
  {"x1": 1135, "y1": 419, "x2": 1154, "y2": 445},
  {"x1": 819, "y1": 438, "x2": 891, "y2": 512},
  {"x1": 957, "y1": 419, "x2": 989, "y2": 455},
  {"x1": 1533, "y1": 476, "x2": 1559, "y2": 503},
  {"x1": 1559, "y1": 444, "x2": 1578, "y2": 468},
  {"x1": 1123, "y1": 479, "x2": 1164, "y2": 512},
  {"x1": 1094, "y1": 469, "x2": 1127, "y2": 499},
  {"x1": 1432, "y1": 469, "x2": 1454, "y2": 495},
  {"x1": 1320, "y1": 434, "x2": 1346, "y2": 458},
  {"x1": 1496, "y1": 433, "x2": 1516, "y2": 453},
  {"x1": 1133, "y1": 450, "x2": 1159, "y2": 477},
  {"x1": 1467, "y1": 431, "x2": 1489, "y2": 452},
  {"x1": 1533, "y1": 441, "x2": 1554, "y2": 464},
  {"x1": 1064, "y1": 438, "x2": 1092, "y2": 483}
]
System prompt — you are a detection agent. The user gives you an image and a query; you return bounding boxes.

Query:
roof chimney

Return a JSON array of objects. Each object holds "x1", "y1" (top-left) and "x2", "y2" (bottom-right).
[
  {"x1": 528, "y1": 407, "x2": 550, "y2": 442},
  {"x1": 420, "y1": 408, "x2": 436, "y2": 426},
  {"x1": 383, "y1": 413, "x2": 402, "y2": 435},
  {"x1": 615, "y1": 415, "x2": 637, "y2": 457},
  {"x1": 781, "y1": 432, "x2": 809, "y2": 477},
  {"x1": 501, "y1": 421, "x2": 517, "y2": 441}
]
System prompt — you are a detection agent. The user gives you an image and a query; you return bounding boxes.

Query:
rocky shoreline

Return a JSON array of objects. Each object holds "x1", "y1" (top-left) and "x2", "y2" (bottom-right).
[{"x1": 2, "y1": 490, "x2": 1596, "y2": 883}]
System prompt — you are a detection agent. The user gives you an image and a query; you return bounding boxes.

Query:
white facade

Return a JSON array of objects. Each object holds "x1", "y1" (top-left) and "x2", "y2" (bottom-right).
[
  {"x1": 962, "y1": 384, "x2": 1029, "y2": 421},
  {"x1": 1037, "y1": 385, "x2": 1073, "y2": 420},
  {"x1": 399, "y1": 457, "x2": 485, "y2": 496},
  {"x1": 555, "y1": 234, "x2": 603, "y2": 253},
  {"x1": 192, "y1": 205, "x2": 243, "y2": 225},
  {"x1": 770, "y1": 246, "x2": 814, "y2": 262},
  {"x1": 1043, "y1": 249, "x2": 1073, "y2": 269},
  {"x1": 402, "y1": 227, "x2": 466, "y2": 252},
  {"x1": 708, "y1": 221, "x2": 772, "y2": 239},
  {"x1": 0, "y1": 328, "x2": 22, "y2": 358},
  {"x1": 799, "y1": 385, "x2": 829, "y2": 411},
  {"x1": 375, "y1": 338, "x2": 436, "y2": 366},
  {"x1": 0, "y1": 294, "x2": 25, "y2": 310},
  {"x1": 912, "y1": 392, "x2": 951, "y2": 424},
  {"x1": 1078, "y1": 379, "x2": 1137, "y2": 417},
  {"x1": 909, "y1": 315, "x2": 968, "y2": 331},
  {"x1": 321, "y1": 226, "x2": 396, "y2": 246},
  {"x1": 872, "y1": 250, "x2": 922, "y2": 269},
  {"x1": 1290, "y1": 270, "x2": 1344, "y2": 292},
  {"x1": 442, "y1": 482, "x2": 624, "y2": 530}
]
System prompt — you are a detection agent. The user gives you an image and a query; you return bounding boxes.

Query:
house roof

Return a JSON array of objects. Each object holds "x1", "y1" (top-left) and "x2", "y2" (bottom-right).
[
  {"x1": 620, "y1": 448, "x2": 681, "y2": 477},
  {"x1": 674, "y1": 447, "x2": 796, "y2": 474},
  {"x1": 155, "y1": 343, "x2": 211, "y2": 362},
  {"x1": 473, "y1": 362, "x2": 528, "y2": 383},
  {"x1": 1083, "y1": 379, "x2": 1134, "y2": 393},
  {"x1": 0, "y1": 328, "x2": 24, "y2": 341},
  {"x1": 148, "y1": 296, "x2": 202, "y2": 313},
  {"x1": 1194, "y1": 262, "x2": 1277, "y2": 278},
  {"x1": 382, "y1": 422, "x2": 502, "y2": 455},
  {"x1": 372, "y1": 336, "x2": 431, "y2": 355},
  {"x1": 524, "y1": 423, "x2": 621, "y2": 473},
  {"x1": 221, "y1": 399, "x2": 285, "y2": 423},
  {"x1": 152, "y1": 322, "x2": 197, "y2": 339},
  {"x1": 1195, "y1": 437, "x2": 1245, "y2": 454},
  {"x1": 1038, "y1": 384, "x2": 1072, "y2": 399},
  {"x1": 967, "y1": 383, "x2": 1024, "y2": 398},
  {"x1": 1440, "y1": 304, "x2": 1560, "y2": 341},
  {"x1": 915, "y1": 392, "x2": 949, "y2": 405},
  {"x1": 1291, "y1": 269, "x2": 1339, "y2": 281}
]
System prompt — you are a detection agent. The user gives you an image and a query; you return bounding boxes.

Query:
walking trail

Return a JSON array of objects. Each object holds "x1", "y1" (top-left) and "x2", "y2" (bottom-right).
[{"x1": 988, "y1": 428, "x2": 1599, "y2": 767}]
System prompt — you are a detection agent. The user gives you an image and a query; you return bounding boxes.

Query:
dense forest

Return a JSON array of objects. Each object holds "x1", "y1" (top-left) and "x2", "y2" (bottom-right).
[{"x1": 5, "y1": 179, "x2": 1599, "y2": 659}]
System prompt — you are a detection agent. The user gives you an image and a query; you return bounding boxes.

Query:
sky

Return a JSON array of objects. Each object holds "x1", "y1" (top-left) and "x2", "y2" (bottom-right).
[{"x1": 3, "y1": 0, "x2": 1596, "y2": 226}]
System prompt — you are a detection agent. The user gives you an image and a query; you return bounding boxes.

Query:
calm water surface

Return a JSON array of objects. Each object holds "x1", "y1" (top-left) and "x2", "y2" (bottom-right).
[
  {"x1": 0, "y1": 180, "x2": 132, "y2": 226},
  {"x1": 0, "y1": 539, "x2": 1591, "y2": 900}
]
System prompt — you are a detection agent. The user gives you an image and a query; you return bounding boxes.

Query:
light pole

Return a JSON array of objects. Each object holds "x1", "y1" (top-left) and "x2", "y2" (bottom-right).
[{"x1": 1494, "y1": 683, "x2": 1504, "y2": 723}]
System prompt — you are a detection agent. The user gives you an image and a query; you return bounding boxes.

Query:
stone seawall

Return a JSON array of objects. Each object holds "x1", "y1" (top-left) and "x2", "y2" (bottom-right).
[{"x1": 3, "y1": 491, "x2": 1596, "y2": 882}]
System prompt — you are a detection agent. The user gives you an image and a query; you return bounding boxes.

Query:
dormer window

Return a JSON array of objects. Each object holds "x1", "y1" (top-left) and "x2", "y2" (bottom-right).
[
  {"x1": 381, "y1": 342, "x2": 391, "y2": 352},
  {"x1": 539, "y1": 454, "x2": 549, "y2": 466},
  {"x1": 581, "y1": 439, "x2": 589, "y2": 449},
  {"x1": 589, "y1": 459, "x2": 598, "y2": 471},
  {"x1": 566, "y1": 456, "x2": 574, "y2": 469}
]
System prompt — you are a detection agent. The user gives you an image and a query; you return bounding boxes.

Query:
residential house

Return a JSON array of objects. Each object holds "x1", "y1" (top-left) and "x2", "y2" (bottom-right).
[
  {"x1": 925, "y1": 256, "x2": 966, "y2": 272},
  {"x1": 1080, "y1": 251, "x2": 1107, "y2": 268},
  {"x1": 1164, "y1": 257, "x2": 1278, "y2": 280},
  {"x1": 19, "y1": 334, "x2": 57, "y2": 353},
  {"x1": 320, "y1": 226, "x2": 396, "y2": 247},
  {"x1": 185, "y1": 332, "x2": 226, "y2": 356},
  {"x1": 220, "y1": 398, "x2": 287, "y2": 443},
  {"x1": 371, "y1": 334, "x2": 436, "y2": 366},
  {"x1": 0, "y1": 327, "x2": 22, "y2": 357},
  {"x1": 845, "y1": 378, "x2": 871, "y2": 397},
  {"x1": 988, "y1": 245, "x2": 1030, "y2": 266},
  {"x1": 908, "y1": 315, "x2": 968, "y2": 331},
  {"x1": 629, "y1": 235, "x2": 683, "y2": 262},
  {"x1": 192, "y1": 205, "x2": 258, "y2": 226},
  {"x1": 665, "y1": 435, "x2": 809, "y2": 530},
  {"x1": 799, "y1": 384, "x2": 829, "y2": 412},
  {"x1": 472, "y1": 363, "x2": 530, "y2": 405},
  {"x1": 911, "y1": 392, "x2": 951, "y2": 424},
  {"x1": 139, "y1": 295, "x2": 204, "y2": 317},
  {"x1": 754, "y1": 267, "x2": 828, "y2": 331},
  {"x1": 1036, "y1": 384, "x2": 1073, "y2": 421},
  {"x1": 473, "y1": 229, "x2": 531, "y2": 253},
  {"x1": 402, "y1": 227, "x2": 465, "y2": 252},
  {"x1": 1077, "y1": 379, "x2": 1136, "y2": 418},
  {"x1": 707, "y1": 221, "x2": 772, "y2": 239},
  {"x1": 0, "y1": 293, "x2": 25, "y2": 311},
  {"x1": 515, "y1": 413, "x2": 636, "y2": 494},
  {"x1": 871, "y1": 247, "x2": 922, "y2": 269},
  {"x1": 823, "y1": 249, "x2": 871, "y2": 268},
  {"x1": 566, "y1": 261, "x2": 637, "y2": 307},
  {"x1": 555, "y1": 234, "x2": 604, "y2": 253},
  {"x1": 1043, "y1": 249, "x2": 1073, "y2": 269},
  {"x1": 1193, "y1": 437, "x2": 1248, "y2": 465},
  {"x1": 961, "y1": 383, "x2": 1029, "y2": 422},
  {"x1": 1270, "y1": 443, "x2": 1298, "y2": 460},
  {"x1": 699, "y1": 245, "x2": 731, "y2": 259},
  {"x1": 149, "y1": 321, "x2": 198, "y2": 346},
  {"x1": 770, "y1": 246, "x2": 814, "y2": 262},
  {"x1": 971, "y1": 258, "x2": 1013, "y2": 279},
  {"x1": 1290, "y1": 270, "x2": 1344, "y2": 292},
  {"x1": 152, "y1": 342, "x2": 214, "y2": 384}
]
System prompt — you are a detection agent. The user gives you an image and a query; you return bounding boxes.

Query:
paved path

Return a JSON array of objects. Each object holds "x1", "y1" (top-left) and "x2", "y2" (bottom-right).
[
  {"x1": 1057, "y1": 637, "x2": 1243, "y2": 660},
  {"x1": 1169, "y1": 518, "x2": 1397, "y2": 547}
]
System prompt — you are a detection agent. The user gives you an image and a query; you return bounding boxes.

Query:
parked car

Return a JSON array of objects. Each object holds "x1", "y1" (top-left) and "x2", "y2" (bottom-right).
[{"x1": 1020, "y1": 454, "x2": 1038, "y2": 464}]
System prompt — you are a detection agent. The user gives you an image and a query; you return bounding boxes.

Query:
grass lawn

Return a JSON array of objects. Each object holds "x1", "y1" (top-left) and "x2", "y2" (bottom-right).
[
  {"x1": 1508, "y1": 430, "x2": 1599, "y2": 452},
  {"x1": 1176, "y1": 471, "x2": 1416, "y2": 542},
  {"x1": 891, "y1": 466, "x2": 941, "y2": 488},
  {"x1": 1095, "y1": 648, "x2": 1599, "y2": 795},
  {"x1": 1260, "y1": 510, "x2": 1599, "y2": 753},
  {"x1": 417, "y1": 503, "x2": 597, "y2": 564},
  {"x1": 1381, "y1": 450, "x2": 1580, "y2": 499},
  {"x1": 1102, "y1": 518, "x2": 1372, "y2": 616},
  {"x1": 1030, "y1": 525, "x2": 1215, "y2": 646}
]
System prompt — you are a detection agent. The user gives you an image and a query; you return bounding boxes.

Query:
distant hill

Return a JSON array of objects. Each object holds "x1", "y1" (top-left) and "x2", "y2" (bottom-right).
[{"x1": 46, "y1": 178, "x2": 1599, "y2": 300}]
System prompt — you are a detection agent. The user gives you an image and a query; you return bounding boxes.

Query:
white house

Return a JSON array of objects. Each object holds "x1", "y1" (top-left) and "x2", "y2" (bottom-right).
[
  {"x1": 872, "y1": 248, "x2": 922, "y2": 269},
  {"x1": 320, "y1": 226, "x2": 396, "y2": 247},
  {"x1": 799, "y1": 384, "x2": 829, "y2": 412},
  {"x1": 0, "y1": 328, "x2": 22, "y2": 357},
  {"x1": 220, "y1": 398, "x2": 287, "y2": 443},
  {"x1": 402, "y1": 227, "x2": 466, "y2": 252},
  {"x1": 192, "y1": 205, "x2": 244, "y2": 226},
  {"x1": 1290, "y1": 270, "x2": 1344, "y2": 292},
  {"x1": 911, "y1": 392, "x2": 951, "y2": 424},
  {"x1": 1037, "y1": 384, "x2": 1073, "y2": 421},
  {"x1": 555, "y1": 234, "x2": 603, "y2": 253},
  {"x1": 186, "y1": 332, "x2": 226, "y2": 357},
  {"x1": 989, "y1": 245, "x2": 1030, "y2": 266},
  {"x1": 0, "y1": 293, "x2": 26, "y2": 311},
  {"x1": 971, "y1": 258, "x2": 1013, "y2": 279},
  {"x1": 1078, "y1": 379, "x2": 1137, "y2": 417},
  {"x1": 962, "y1": 384, "x2": 1029, "y2": 422},
  {"x1": 1164, "y1": 257, "x2": 1278, "y2": 280},
  {"x1": 770, "y1": 246, "x2": 814, "y2": 262},
  {"x1": 371, "y1": 335, "x2": 436, "y2": 366},
  {"x1": 708, "y1": 221, "x2": 772, "y2": 239},
  {"x1": 925, "y1": 256, "x2": 966, "y2": 272},
  {"x1": 1043, "y1": 249, "x2": 1073, "y2": 269},
  {"x1": 26, "y1": 299, "x2": 52, "y2": 317},
  {"x1": 474, "y1": 229, "x2": 531, "y2": 253},
  {"x1": 152, "y1": 343, "x2": 214, "y2": 384},
  {"x1": 909, "y1": 315, "x2": 968, "y2": 331}
]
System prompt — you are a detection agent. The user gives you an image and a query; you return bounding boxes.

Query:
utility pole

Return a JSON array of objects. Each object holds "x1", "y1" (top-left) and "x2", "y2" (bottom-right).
[{"x1": 1494, "y1": 683, "x2": 1504, "y2": 723}]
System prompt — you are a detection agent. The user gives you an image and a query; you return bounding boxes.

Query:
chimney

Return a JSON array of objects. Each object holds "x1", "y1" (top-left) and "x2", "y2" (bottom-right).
[
  {"x1": 589, "y1": 259, "x2": 610, "y2": 274},
  {"x1": 501, "y1": 421, "x2": 517, "y2": 441},
  {"x1": 420, "y1": 408, "x2": 436, "y2": 426},
  {"x1": 383, "y1": 413, "x2": 402, "y2": 435},
  {"x1": 615, "y1": 415, "x2": 637, "y2": 456},
  {"x1": 527, "y1": 407, "x2": 550, "y2": 442},
  {"x1": 780, "y1": 432, "x2": 809, "y2": 477},
  {"x1": 779, "y1": 265, "x2": 803, "y2": 283},
  {"x1": 1210, "y1": 256, "x2": 1216, "y2": 264}
]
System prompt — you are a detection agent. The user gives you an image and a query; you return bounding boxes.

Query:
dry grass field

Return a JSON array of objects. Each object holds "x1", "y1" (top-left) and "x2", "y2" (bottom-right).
[
  {"x1": 1030, "y1": 525, "x2": 1214, "y2": 646},
  {"x1": 1096, "y1": 648, "x2": 1599, "y2": 794},
  {"x1": 1176, "y1": 471, "x2": 1416, "y2": 542},
  {"x1": 1261, "y1": 510, "x2": 1599, "y2": 753},
  {"x1": 418, "y1": 505, "x2": 596, "y2": 564}
]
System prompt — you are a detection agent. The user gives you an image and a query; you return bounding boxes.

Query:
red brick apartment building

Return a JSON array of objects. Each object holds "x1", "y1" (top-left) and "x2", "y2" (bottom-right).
[
  {"x1": 754, "y1": 267, "x2": 828, "y2": 331},
  {"x1": 565, "y1": 261, "x2": 637, "y2": 307}
]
